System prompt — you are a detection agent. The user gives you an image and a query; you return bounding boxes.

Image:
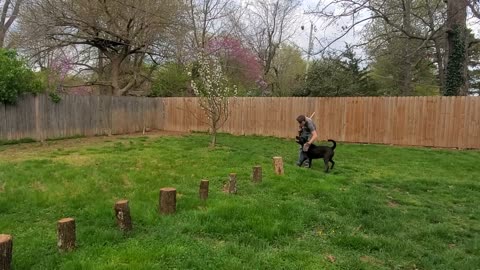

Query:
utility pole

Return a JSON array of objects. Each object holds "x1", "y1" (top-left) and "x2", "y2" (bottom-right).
[
  {"x1": 306, "y1": 21, "x2": 314, "y2": 75},
  {"x1": 302, "y1": 10, "x2": 318, "y2": 80},
  {"x1": 302, "y1": 21, "x2": 315, "y2": 81}
]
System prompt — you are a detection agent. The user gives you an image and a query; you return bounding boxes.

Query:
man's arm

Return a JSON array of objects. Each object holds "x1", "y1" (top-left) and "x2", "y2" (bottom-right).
[{"x1": 308, "y1": 130, "x2": 318, "y2": 145}]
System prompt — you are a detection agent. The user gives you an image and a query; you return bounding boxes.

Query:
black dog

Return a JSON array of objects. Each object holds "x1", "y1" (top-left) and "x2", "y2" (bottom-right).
[{"x1": 296, "y1": 137, "x2": 336, "y2": 172}]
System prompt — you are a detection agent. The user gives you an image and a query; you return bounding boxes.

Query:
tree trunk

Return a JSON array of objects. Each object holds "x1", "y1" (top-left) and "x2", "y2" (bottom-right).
[
  {"x1": 210, "y1": 121, "x2": 217, "y2": 147},
  {"x1": 445, "y1": 0, "x2": 468, "y2": 96},
  {"x1": 159, "y1": 188, "x2": 176, "y2": 215},
  {"x1": 399, "y1": 57, "x2": 413, "y2": 95},
  {"x1": 114, "y1": 200, "x2": 133, "y2": 232},
  {"x1": 111, "y1": 56, "x2": 123, "y2": 96},
  {"x1": 57, "y1": 218, "x2": 76, "y2": 252},
  {"x1": 97, "y1": 49, "x2": 111, "y2": 95},
  {"x1": 0, "y1": 234, "x2": 13, "y2": 270},
  {"x1": 434, "y1": 38, "x2": 446, "y2": 94},
  {"x1": 400, "y1": 0, "x2": 413, "y2": 96},
  {"x1": 0, "y1": 30, "x2": 5, "y2": 48},
  {"x1": 201, "y1": 1, "x2": 208, "y2": 49}
]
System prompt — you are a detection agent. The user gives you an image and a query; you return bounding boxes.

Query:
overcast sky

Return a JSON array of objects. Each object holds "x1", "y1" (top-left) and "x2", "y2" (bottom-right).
[
  {"x1": 288, "y1": 0, "x2": 480, "y2": 59},
  {"x1": 291, "y1": 0, "x2": 380, "y2": 58}
]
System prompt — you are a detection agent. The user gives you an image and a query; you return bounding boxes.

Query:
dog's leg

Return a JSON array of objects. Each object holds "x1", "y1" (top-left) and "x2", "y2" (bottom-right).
[
  {"x1": 330, "y1": 159, "x2": 335, "y2": 169},
  {"x1": 324, "y1": 159, "x2": 329, "y2": 172},
  {"x1": 308, "y1": 158, "x2": 312, "y2": 168},
  {"x1": 301, "y1": 156, "x2": 309, "y2": 167}
]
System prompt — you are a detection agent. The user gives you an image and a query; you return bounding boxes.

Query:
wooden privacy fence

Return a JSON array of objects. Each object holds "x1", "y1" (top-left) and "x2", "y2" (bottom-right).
[
  {"x1": 1, "y1": 94, "x2": 479, "y2": 149},
  {"x1": 163, "y1": 96, "x2": 480, "y2": 149},
  {"x1": 0, "y1": 94, "x2": 165, "y2": 141}
]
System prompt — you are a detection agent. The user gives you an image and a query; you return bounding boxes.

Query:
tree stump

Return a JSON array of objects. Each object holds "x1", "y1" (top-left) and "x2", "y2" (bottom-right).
[
  {"x1": 114, "y1": 200, "x2": 132, "y2": 231},
  {"x1": 199, "y1": 180, "x2": 209, "y2": 201},
  {"x1": 57, "y1": 218, "x2": 76, "y2": 252},
  {"x1": 273, "y1": 157, "x2": 284, "y2": 175},
  {"x1": 252, "y1": 166, "x2": 262, "y2": 183},
  {"x1": 228, "y1": 173, "x2": 237, "y2": 194},
  {"x1": 0, "y1": 234, "x2": 13, "y2": 270},
  {"x1": 159, "y1": 188, "x2": 176, "y2": 215}
]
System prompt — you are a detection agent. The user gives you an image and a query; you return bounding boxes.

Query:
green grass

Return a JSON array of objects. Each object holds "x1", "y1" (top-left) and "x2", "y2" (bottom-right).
[
  {"x1": 45, "y1": 135, "x2": 86, "y2": 142},
  {"x1": 0, "y1": 137, "x2": 36, "y2": 146},
  {"x1": 0, "y1": 134, "x2": 479, "y2": 269}
]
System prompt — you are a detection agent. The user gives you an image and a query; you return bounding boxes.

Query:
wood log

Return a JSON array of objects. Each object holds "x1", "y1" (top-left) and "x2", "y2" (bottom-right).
[
  {"x1": 252, "y1": 166, "x2": 262, "y2": 183},
  {"x1": 57, "y1": 218, "x2": 76, "y2": 252},
  {"x1": 228, "y1": 173, "x2": 237, "y2": 194},
  {"x1": 159, "y1": 188, "x2": 176, "y2": 214},
  {"x1": 0, "y1": 234, "x2": 13, "y2": 270},
  {"x1": 273, "y1": 157, "x2": 284, "y2": 175},
  {"x1": 199, "y1": 180, "x2": 209, "y2": 201},
  {"x1": 114, "y1": 200, "x2": 133, "y2": 231}
]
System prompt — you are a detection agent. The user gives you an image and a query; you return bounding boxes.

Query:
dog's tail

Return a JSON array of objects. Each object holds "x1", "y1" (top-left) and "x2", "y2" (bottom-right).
[{"x1": 328, "y1": 139, "x2": 336, "y2": 150}]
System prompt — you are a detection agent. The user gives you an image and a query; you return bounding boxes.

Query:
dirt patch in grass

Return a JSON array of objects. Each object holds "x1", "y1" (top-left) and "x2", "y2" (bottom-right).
[
  {"x1": 360, "y1": 255, "x2": 384, "y2": 266},
  {"x1": 388, "y1": 200, "x2": 400, "y2": 208},
  {"x1": 31, "y1": 181, "x2": 47, "y2": 192},
  {"x1": 0, "y1": 131, "x2": 187, "y2": 162},
  {"x1": 122, "y1": 175, "x2": 133, "y2": 188},
  {"x1": 53, "y1": 153, "x2": 96, "y2": 166}
]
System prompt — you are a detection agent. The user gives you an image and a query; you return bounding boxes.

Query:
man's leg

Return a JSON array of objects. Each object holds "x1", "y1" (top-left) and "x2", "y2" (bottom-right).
[
  {"x1": 297, "y1": 146, "x2": 306, "y2": 166},
  {"x1": 297, "y1": 147, "x2": 309, "y2": 167},
  {"x1": 297, "y1": 131, "x2": 311, "y2": 167}
]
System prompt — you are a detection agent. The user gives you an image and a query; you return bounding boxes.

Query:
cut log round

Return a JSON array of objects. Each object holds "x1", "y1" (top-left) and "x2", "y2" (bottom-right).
[
  {"x1": 159, "y1": 188, "x2": 176, "y2": 214},
  {"x1": 228, "y1": 173, "x2": 237, "y2": 194},
  {"x1": 0, "y1": 234, "x2": 13, "y2": 270},
  {"x1": 114, "y1": 200, "x2": 133, "y2": 231},
  {"x1": 252, "y1": 166, "x2": 262, "y2": 183},
  {"x1": 273, "y1": 157, "x2": 284, "y2": 175},
  {"x1": 57, "y1": 218, "x2": 76, "y2": 252},
  {"x1": 199, "y1": 180, "x2": 209, "y2": 201}
]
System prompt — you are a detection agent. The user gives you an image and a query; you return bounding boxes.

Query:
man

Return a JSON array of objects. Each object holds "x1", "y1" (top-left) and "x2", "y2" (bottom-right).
[{"x1": 296, "y1": 114, "x2": 318, "y2": 167}]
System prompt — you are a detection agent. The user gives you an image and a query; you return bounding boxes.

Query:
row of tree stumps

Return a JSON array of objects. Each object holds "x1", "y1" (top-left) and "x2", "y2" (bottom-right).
[{"x1": 0, "y1": 156, "x2": 284, "y2": 270}]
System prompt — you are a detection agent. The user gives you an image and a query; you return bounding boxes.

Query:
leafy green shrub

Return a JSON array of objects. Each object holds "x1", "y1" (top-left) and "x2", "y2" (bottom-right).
[
  {"x1": 0, "y1": 49, "x2": 44, "y2": 104},
  {"x1": 150, "y1": 63, "x2": 190, "y2": 97}
]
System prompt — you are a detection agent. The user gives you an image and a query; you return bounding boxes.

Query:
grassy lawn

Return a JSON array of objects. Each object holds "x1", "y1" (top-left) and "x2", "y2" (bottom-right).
[{"x1": 0, "y1": 133, "x2": 479, "y2": 269}]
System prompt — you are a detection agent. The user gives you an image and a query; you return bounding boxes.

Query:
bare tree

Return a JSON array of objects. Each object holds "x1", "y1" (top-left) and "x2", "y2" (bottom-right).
[
  {"x1": 0, "y1": 0, "x2": 24, "y2": 48},
  {"x1": 311, "y1": 0, "x2": 447, "y2": 95},
  {"x1": 20, "y1": 0, "x2": 181, "y2": 96},
  {"x1": 240, "y1": 0, "x2": 301, "y2": 95},
  {"x1": 187, "y1": 0, "x2": 234, "y2": 50},
  {"x1": 468, "y1": 0, "x2": 480, "y2": 19}
]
